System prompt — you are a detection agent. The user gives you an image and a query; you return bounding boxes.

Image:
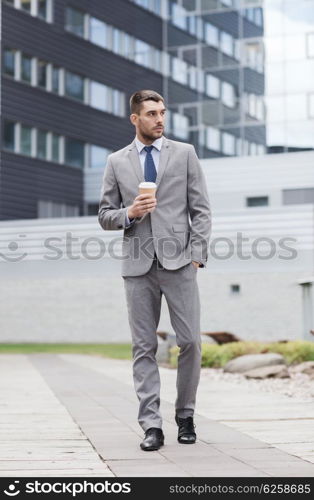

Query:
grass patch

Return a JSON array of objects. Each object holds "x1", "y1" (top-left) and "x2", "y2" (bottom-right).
[
  {"x1": 0, "y1": 343, "x2": 132, "y2": 360},
  {"x1": 170, "y1": 340, "x2": 314, "y2": 368}
]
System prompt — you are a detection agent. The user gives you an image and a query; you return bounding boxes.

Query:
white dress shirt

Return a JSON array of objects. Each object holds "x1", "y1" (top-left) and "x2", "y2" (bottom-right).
[{"x1": 134, "y1": 136, "x2": 163, "y2": 174}]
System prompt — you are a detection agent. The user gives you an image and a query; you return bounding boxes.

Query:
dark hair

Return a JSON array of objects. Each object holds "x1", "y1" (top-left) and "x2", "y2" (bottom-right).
[{"x1": 129, "y1": 90, "x2": 164, "y2": 114}]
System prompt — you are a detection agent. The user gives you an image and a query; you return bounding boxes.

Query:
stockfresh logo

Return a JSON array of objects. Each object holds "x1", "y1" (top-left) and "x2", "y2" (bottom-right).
[{"x1": 3, "y1": 481, "x2": 20, "y2": 496}]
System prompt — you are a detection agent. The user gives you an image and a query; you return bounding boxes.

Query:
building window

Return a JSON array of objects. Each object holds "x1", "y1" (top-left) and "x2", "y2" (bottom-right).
[
  {"x1": 206, "y1": 74, "x2": 220, "y2": 98},
  {"x1": 38, "y1": 0, "x2": 47, "y2": 20},
  {"x1": 306, "y1": 33, "x2": 314, "y2": 58},
  {"x1": 3, "y1": 121, "x2": 15, "y2": 151},
  {"x1": 90, "y1": 81, "x2": 113, "y2": 113},
  {"x1": 4, "y1": 120, "x2": 113, "y2": 171},
  {"x1": 65, "y1": 138, "x2": 85, "y2": 168},
  {"x1": 52, "y1": 66, "x2": 59, "y2": 93},
  {"x1": 87, "y1": 203, "x2": 99, "y2": 216},
  {"x1": 243, "y1": 41, "x2": 264, "y2": 72},
  {"x1": 188, "y1": 15, "x2": 197, "y2": 36},
  {"x1": 20, "y1": 125, "x2": 32, "y2": 156},
  {"x1": 205, "y1": 23, "x2": 219, "y2": 48},
  {"x1": 171, "y1": 3, "x2": 187, "y2": 31},
  {"x1": 37, "y1": 60, "x2": 48, "y2": 89},
  {"x1": 220, "y1": 31, "x2": 234, "y2": 57},
  {"x1": 152, "y1": 48, "x2": 162, "y2": 73},
  {"x1": 4, "y1": 45, "x2": 125, "y2": 118},
  {"x1": 172, "y1": 58, "x2": 188, "y2": 85},
  {"x1": 222, "y1": 82, "x2": 235, "y2": 108},
  {"x1": 173, "y1": 113, "x2": 189, "y2": 140},
  {"x1": 65, "y1": 71, "x2": 84, "y2": 102},
  {"x1": 112, "y1": 89, "x2": 125, "y2": 117},
  {"x1": 38, "y1": 200, "x2": 79, "y2": 218},
  {"x1": 230, "y1": 284, "x2": 240, "y2": 295},
  {"x1": 52, "y1": 133, "x2": 60, "y2": 162},
  {"x1": 250, "y1": 143, "x2": 257, "y2": 155},
  {"x1": 66, "y1": 7, "x2": 85, "y2": 37},
  {"x1": 90, "y1": 17, "x2": 108, "y2": 49},
  {"x1": 222, "y1": 132, "x2": 235, "y2": 155},
  {"x1": 196, "y1": 17, "x2": 204, "y2": 40},
  {"x1": 206, "y1": 127, "x2": 220, "y2": 152},
  {"x1": 21, "y1": 54, "x2": 32, "y2": 83},
  {"x1": 13, "y1": 0, "x2": 52, "y2": 22},
  {"x1": 188, "y1": 66, "x2": 197, "y2": 90},
  {"x1": 246, "y1": 196, "x2": 269, "y2": 207},
  {"x1": 4, "y1": 48, "x2": 16, "y2": 77},
  {"x1": 90, "y1": 145, "x2": 110, "y2": 169},
  {"x1": 21, "y1": 0, "x2": 31, "y2": 13},
  {"x1": 283, "y1": 188, "x2": 314, "y2": 205},
  {"x1": 37, "y1": 130, "x2": 48, "y2": 159},
  {"x1": 113, "y1": 28, "x2": 128, "y2": 57},
  {"x1": 135, "y1": 39, "x2": 151, "y2": 67}
]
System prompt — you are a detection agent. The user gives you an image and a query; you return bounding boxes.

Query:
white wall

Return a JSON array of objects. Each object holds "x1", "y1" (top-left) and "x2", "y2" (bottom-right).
[
  {"x1": 201, "y1": 150, "x2": 314, "y2": 210},
  {"x1": 0, "y1": 207, "x2": 313, "y2": 343}
]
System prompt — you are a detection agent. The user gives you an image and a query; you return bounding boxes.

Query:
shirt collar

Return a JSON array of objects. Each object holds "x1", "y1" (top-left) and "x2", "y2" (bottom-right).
[{"x1": 135, "y1": 136, "x2": 163, "y2": 153}]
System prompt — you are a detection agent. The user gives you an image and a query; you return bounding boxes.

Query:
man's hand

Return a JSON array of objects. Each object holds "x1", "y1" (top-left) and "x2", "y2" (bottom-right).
[
  {"x1": 192, "y1": 261, "x2": 200, "y2": 269},
  {"x1": 127, "y1": 193, "x2": 157, "y2": 219}
]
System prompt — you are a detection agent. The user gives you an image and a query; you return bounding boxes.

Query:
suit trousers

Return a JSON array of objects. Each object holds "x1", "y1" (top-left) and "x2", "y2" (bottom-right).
[{"x1": 123, "y1": 257, "x2": 201, "y2": 432}]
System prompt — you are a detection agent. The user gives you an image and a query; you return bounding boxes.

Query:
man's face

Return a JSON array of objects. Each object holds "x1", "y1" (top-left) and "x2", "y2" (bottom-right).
[{"x1": 131, "y1": 100, "x2": 166, "y2": 142}]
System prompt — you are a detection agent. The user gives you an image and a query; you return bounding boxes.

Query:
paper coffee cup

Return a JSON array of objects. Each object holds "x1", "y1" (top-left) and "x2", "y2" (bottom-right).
[{"x1": 138, "y1": 181, "x2": 157, "y2": 196}]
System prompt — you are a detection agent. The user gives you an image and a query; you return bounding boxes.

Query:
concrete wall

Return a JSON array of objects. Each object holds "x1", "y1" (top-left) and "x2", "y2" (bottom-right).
[
  {"x1": 0, "y1": 265, "x2": 305, "y2": 343},
  {"x1": 0, "y1": 206, "x2": 313, "y2": 343},
  {"x1": 202, "y1": 150, "x2": 314, "y2": 211}
]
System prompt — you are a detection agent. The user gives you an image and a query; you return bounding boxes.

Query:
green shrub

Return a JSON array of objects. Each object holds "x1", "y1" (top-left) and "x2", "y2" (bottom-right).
[{"x1": 169, "y1": 340, "x2": 314, "y2": 368}]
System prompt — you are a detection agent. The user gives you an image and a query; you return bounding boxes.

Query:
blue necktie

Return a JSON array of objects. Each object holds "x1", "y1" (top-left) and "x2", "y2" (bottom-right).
[{"x1": 144, "y1": 146, "x2": 157, "y2": 183}]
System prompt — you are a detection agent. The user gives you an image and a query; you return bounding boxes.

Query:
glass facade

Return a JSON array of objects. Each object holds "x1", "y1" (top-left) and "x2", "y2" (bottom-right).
[
  {"x1": 165, "y1": 0, "x2": 266, "y2": 157},
  {"x1": 264, "y1": 0, "x2": 314, "y2": 153},
  {"x1": 129, "y1": 0, "x2": 314, "y2": 156}
]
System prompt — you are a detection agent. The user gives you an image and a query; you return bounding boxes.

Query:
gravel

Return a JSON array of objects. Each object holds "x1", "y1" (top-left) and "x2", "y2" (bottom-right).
[{"x1": 201, "y1": 367, "x2": 314, "y2": 401}]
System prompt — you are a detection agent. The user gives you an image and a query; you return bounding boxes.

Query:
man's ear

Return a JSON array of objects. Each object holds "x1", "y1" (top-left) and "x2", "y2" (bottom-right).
[{"x1": 130, "y1": 114, "x2": 137, "y2": 126}]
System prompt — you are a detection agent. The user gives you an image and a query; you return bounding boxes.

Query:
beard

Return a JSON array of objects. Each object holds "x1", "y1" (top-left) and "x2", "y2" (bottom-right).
[{"x1": 139, "y1": 126, "x2": 163, "y2": 143}]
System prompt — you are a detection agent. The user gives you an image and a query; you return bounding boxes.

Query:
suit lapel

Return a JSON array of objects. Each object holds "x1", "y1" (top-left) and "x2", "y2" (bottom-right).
[
  {"x1": 128, "y1": 140, "x2": 144, "y2": 184},
  {"x1": 156, "y1": 136, "x2": 170, "y2": 193},
  {"x1": 127, "y1": 136, "x2": 171, "y2": 190}
]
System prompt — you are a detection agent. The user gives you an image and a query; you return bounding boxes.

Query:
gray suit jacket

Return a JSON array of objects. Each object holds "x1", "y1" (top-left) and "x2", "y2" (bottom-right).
[{"x1": 98, "y1": 137, "x2": 211, "y2": 277}]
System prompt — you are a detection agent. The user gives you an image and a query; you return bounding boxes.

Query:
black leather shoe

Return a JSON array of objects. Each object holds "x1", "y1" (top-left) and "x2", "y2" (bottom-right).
[
  {"x1": 140, "y1": 427, "x2": 164, "y2": 451},
  {"x1": 175, "y1": 416, "x2": 196, "y2": 444}
]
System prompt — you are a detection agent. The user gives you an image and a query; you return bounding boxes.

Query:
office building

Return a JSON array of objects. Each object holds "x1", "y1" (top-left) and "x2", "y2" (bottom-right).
[{"x1": 1, "y1": 0, "x2": 313, "y2": 220}]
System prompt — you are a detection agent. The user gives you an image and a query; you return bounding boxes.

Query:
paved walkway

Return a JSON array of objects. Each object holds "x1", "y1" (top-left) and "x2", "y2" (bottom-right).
[{"x1": 0, "y1": 354, "x2": 314, "y2": 477}]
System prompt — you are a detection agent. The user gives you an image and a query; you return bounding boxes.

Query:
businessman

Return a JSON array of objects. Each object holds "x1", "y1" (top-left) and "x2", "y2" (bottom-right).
[{"x1": 98, "y1": 90, "x2": 211, "y2": 451}]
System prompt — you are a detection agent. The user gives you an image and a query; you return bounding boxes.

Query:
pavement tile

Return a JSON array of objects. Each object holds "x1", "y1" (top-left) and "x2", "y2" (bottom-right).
[{"x1": 25, "y1": 354, "x2": 314, "y2": 478}]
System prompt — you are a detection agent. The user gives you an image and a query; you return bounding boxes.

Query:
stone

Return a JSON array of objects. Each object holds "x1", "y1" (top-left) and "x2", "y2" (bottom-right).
[
  {"x1": 156, "y1": 333, "x2": 177, "y2": 364},
  {"x1": 223, "y1": 353, "x2": 286, "y2": 373},
  {"x1": 243, "y1": 365, "x2": 290, "y2": 379},
  {"x1": 289, "y1": 361, "x2": 314, "y2": 375},
  {"x1": 203, "y1": 331, "x2": 241, "y2": 344},
  {"x1": 201, "y1": 335, "x2": 216, "y2": 344}
]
